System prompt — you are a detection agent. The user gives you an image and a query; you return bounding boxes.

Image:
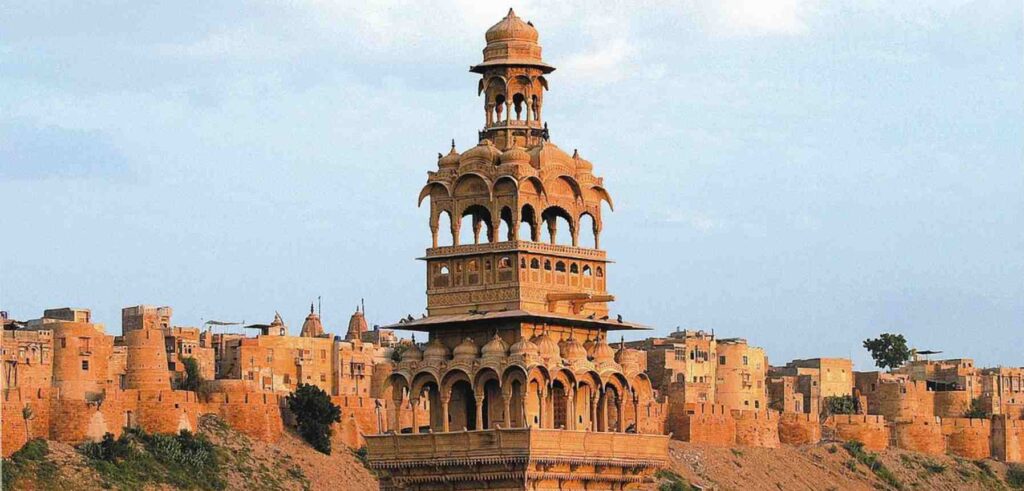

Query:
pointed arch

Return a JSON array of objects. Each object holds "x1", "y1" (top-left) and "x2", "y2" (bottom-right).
[
  {"x1": 454, "y1": 173, "x2": 493, "y2": 201},
  {"x1": 589, "y1": 185, "x2": 614, "y2": 211},
  {"x1": 418, "y1": 182, "x2": 451, "y2": 207},
  {"x1": 545, "y1": 175, "x2": 584, "y2": 202},
  {"x1": 519, "y1": 176, "x2": 547, "y2": 198}
]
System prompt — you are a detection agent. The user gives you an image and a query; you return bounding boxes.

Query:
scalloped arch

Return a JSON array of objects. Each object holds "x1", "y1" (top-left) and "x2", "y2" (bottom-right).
[{"x1": 418, "y1": 182, "x2": 452, "y2": 207}]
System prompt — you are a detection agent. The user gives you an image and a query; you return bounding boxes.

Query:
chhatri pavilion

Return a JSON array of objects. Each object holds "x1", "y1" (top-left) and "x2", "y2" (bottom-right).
[{"x1": 364, "y1": 9, "x2": 670, "y2": 490}]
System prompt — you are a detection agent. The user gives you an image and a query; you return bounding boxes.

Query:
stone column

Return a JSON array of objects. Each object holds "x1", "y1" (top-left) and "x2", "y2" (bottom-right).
[
  {"x1": 566, "y1": 389, "x2": 575, "y2": 430},
  {"x1": 411, "y1": 397, "x2": 420, "y2": 433},
  {"x1": 505, "y1": 101, "x2": 512, "y2": 123},
  {"x1": 590, "y1": 396, "x2": 599, "y2": 432},
  {"x1": 601, "y1": 394, "x2": 609, "y2": 432},
  {"x1": 451, "y1": 217, "x2": 461, "y2": 246},
  {"x1": 502, "y1": 391, "x2": 512, "y2": 428},
  {"x1": 392, "y1": 393, "x2": 404, "y2": 432},
  {"x1": 617, "y1": 397, "x2": 626, "y2": 432},
  {"x1": 440, "y1": 395, "x2": 450, "y2": 433},
  {"x1": 634, "y1": 396, "x2": 641, "y2": 432},
  {"x1": 547, "y1": 219, "x2": 557, "y2": 245},
  {"x1": 475, "y1": 395, "x2": 485, "y2": 430}
]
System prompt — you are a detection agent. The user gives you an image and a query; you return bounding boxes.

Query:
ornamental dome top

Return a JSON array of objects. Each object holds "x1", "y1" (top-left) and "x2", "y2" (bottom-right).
[
  {"x1": 482, "y1": 333, "x2": 508, "y2": 358},
  {"x1": 453, "y1": 337, "x2": 480, "y2": 361}
]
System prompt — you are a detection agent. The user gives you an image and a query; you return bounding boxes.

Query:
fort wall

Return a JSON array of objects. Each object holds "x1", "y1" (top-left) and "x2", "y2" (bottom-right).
[
  {"x1": 732, "y1": 409, "x2": 780, "y2": 448},
  {"x1": 891, "y1": 417, "x2": 944, "y2": 456},
  {"x1": 824, "y1": 415, "x2": 889, "y2": 451},
  {"x1": 777, "y1": 412, "x2": 820, "y2": 445},
  {"x1": 942, "y1": 417, "x2": 990, "y2": 460},
  {"x1": 991, "y1": 416, "x2": 1023, "y2": 463}
]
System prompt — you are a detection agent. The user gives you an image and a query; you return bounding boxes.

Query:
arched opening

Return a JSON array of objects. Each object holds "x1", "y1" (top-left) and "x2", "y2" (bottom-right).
[
  {"x1": 520, "y1": 204, "x2": 537, "y2": 241},
  {"x1": 448, "y1": 380, "x2": 476, "y2": 431},
  {"x1": 494, "y1": 94, "x2": 506, "y2": 122},
  {"x1": 437, "y1": 210, "x2": 453, "y2": 247},
  {"x1": 551, "y1": 381, "x2": 568, "y2": 430},
  {"x1": 579, "y1": 212, "x2": 598, "y2": 249},
  {"x1": 509, "y1": 380, "x2": 525, "y2": 428},
  {"x1": 530, "y1": 258, "x2": 540, "y2": 269},
  {"x1": 576, "y1": 383, "x2": 596, "y2": 431},
  {"x1": 542, "y1": 206, "x2": 575, "y2": 246},
  {"x1": 499, "y1": 206, "x2": 514, "y2": 242},
  {"x1": 600, "y1": 385, "x2": 621, "y2": 432},
  {"x1": 460, "y1": 204, "x2": 493, "y2": 245},
  {"x1": 512, "y1": 93, "x2": 525, "y2": 120},
  {"x1": 582, "y1": 265, "x2": 592, "y2": 276},
  {"x1": 482, "y1": 378, "x2": 501, "y2": 429},
  {"x1": 527, "y1": 379, "x2": 543, "y2": 427}
]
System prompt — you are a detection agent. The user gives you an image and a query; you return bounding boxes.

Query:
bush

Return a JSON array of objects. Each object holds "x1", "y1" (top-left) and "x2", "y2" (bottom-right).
[
  {"x1": 843, "y1": 440, "x2": 902, "y2": 490},
  {"x1": 287, "y1": 383, "x2": 342, "y2": 455},
  {"x1": 1, "y1": 439, "x2": 59, "y2": 491},
  {"x1": 1008, "y1": 463, "x2": 1024, "y2": 489},
  {"x1": 823, "y1": 395, "x2": 860, "y2": 417},
  {"x1": 963, "y1": 398, "x2": 989, "y2": 419},
  {"x1": 79, "y1": 428, "x2": 224, "y2": 490},
  {"x1": 655, "y1": 469, "x2": 694, "y2": 491}
]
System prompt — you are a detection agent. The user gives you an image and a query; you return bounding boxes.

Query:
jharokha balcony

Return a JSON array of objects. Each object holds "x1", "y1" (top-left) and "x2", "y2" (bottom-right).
[{"x1": 365, "y1": 427, "x2": 669, "y2": 490}]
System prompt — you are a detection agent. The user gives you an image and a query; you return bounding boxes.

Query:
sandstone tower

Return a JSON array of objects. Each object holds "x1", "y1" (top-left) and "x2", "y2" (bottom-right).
[
  {"x1": 122, "y1": 305, "x2": 171, "y2": 391},
  {"x1": 365, "y1": 10, "x2": 669, "y2": 490}
]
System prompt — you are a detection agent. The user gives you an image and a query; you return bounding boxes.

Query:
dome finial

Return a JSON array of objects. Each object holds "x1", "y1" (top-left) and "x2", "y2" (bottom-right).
[
  {"x1": 451, "y1": 138, "x2": 456, "y2": 150},
  {"x1": 507, "y1": 7, "x2": 515, "y2": 17}
]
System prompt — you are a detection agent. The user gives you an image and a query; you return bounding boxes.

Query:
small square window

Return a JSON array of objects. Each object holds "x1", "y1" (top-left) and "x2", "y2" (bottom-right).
[{"x1": 81, "y1": 360, "x2": 89, "y2": 370}]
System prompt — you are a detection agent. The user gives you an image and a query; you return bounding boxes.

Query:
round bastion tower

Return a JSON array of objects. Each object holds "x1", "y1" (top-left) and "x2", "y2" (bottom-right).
[{"x1": 124, "y1": 315, "x2": 171, "y2": 392}]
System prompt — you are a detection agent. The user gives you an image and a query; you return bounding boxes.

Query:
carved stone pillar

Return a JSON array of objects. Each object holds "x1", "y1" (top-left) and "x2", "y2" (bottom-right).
[
  {"x1": 440, "y1": 395, "x2": 450, "y2": 433},
  {"x1": 502, "y1": 390, "x2": 512, "y2": 428},
  {"x1": 451, "y1": 216, "x2": 461, "y2": 246},
  {"x1": 617, "y1": 396, "x2": 626, "y2": 432},
  {"x1": 566, "y1": 389, "x2": 575, "y2": 430},
  {"x1": 547, "y1": 219, "x2": 557, "y2": 245},
  {"x1": 392, "y1": 393, "x2": 404, "y2": 432},
  {"x1": 601, "y1": 394, "x2": 609, "y2": 432},
  {"x1": 590, "y1": 396, "x2": 598, "y2": 432},
  {"x1": 473, "y1": 216, "x2": 483, "y2": 244},
  {"x1": 411, "y1": 397, "x2": 420, "y2": 433},
  {"x1": 475, "y1": 395, "x2": 485, "y2": 430}
]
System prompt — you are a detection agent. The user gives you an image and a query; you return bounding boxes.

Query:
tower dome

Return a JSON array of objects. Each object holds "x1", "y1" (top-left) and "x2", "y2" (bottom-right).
[
  {"x1": 482, "y1": 333, "x2": 508, "y2": 359},
  {"x1": 572, "y1": 149, "x2": 593, "y2": 173},
  {"x1": 485, "y1": 8, "x2": 539, "y2": 44},
  {"x1": 499, "y1": 146, "x2": 531, "y2": 166},
  {"x1": 300, "y1": 303, "x2": 324, "y2": 338},
  {"x1": 423, "y1": 338, "x2": 450, "y2": 362},
  {"x1": 560, "y1": 337, "x2": 587, "y2": 362},
  {"x1": 532, "y1": 333, "x2": 561, "y2": 363},
  {"x1": 453, "y1": 337, "x2": 479, "y2": 361},
  {"x1": 438, "y1": 140, "x2": 461, "y2": 170},
  {"x1": 459, "y1": 139, "x2": 502, "y2": 166},
  {"x1": 591, "y1": 338, "x2": 616, "y2": 365},
  {"x1": 510, "y1": 336, "x2": 539, "y2": 358},
  {"x1": 345, "y1": 307, "x2": 368, "y2": 342},
  {"x1": 615, "y1": 338, "x2": 641, "y2": 372},
  {"x1": 402, "y1": 340, "x2": 423, "y2": 362}
]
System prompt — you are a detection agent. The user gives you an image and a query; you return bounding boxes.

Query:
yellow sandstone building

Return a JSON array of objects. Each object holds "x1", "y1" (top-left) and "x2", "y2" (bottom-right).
[{"x1": 364, "y1": 9, "x2": 670, "y2": 490}]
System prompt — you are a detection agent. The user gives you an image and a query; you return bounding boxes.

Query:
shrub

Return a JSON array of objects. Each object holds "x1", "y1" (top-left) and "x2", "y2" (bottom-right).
[
  {"x1": 1, "y1": 439, "x2": 59, "y2": 491},
  {"x1": 1008, "y1": 463, "x2": 1024, "y2": 489},
  {"x1": 963, "y1": 398, "x2": 989, "y2": 419},
  {"x1": 823, "y1": 395, "x2": 860, "y2": 417},
  {"x1": 655, "y1": 469, "x2": 694, "y2": 491},
  {"x1": 922, "y1": 460, "x2": 946, "y2": 474},
  {"x1": 287, "y1": 383, "x2": 342, "y2": 455},
  {"x1": 843, "y1": 440, "x2": 902, "y2": 490},
  {"x1": 79, "y1": 428, "x2": 224, "y2": 490}
]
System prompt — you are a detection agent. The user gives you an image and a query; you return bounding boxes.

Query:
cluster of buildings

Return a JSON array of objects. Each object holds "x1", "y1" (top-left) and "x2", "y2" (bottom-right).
[{"x1": 2, "y1": 9, "x2": 1022, "y2": 491}]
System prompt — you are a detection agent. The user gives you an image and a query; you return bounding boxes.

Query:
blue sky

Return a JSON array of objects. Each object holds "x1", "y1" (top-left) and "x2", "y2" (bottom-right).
[{"x1": 1, "y1": 1, "x2": 1021, "y2": 370}]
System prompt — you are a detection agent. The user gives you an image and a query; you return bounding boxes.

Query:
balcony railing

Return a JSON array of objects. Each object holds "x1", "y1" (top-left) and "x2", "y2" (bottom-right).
[
  {"x1": 426, "y1": 241, "x2": 607, "y2": 261},
  {"x1": 365, "y1": 428, "x2": 669, "y2": 467}
]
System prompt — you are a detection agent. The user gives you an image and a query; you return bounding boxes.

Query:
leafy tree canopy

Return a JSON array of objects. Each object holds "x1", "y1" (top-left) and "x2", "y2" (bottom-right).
[
  {"x1": 862, "y1": 333, "x2": 912, "y2": 372},
  {"x1": 286, "y1": 384, "x2": 341, "y2": 455}
]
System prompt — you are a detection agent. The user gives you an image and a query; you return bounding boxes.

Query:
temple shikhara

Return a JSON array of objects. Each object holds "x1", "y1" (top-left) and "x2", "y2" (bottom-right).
[
  {"x1": 363, "y1": 9, "x2": 670, "y2": 490},
  {"x1": 1, "y1": 7, "x2": 1023, "y2": 491}
]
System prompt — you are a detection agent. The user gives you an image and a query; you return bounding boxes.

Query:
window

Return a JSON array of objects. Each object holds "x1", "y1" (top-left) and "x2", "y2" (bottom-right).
[
  {"x1": 467, "y1": 259, "x2": 479, "y2": 272},
  {"x1": 439, "y1": 265, "x2": 450, "y2": 275},
  {"x1": 543, "y1": 260, "x2": 551, "y2": 271},
  {"x1": 570, "y1": 263, "x2": 579, "y2": 274},
  {"x1": 284, "y1": 374, "x2": 291, "y2": 384},
  {"x1": 754, "y1": 401, "x2": 760, "y2": 409},
  {"x1": 320, "y1": 374, "x2": 327, "y2": 382},
  {"x1": 582, "y1": 265, "x2": 592, "y2": 276},
  {"x1": 596, "y1": 267, "x2": 603, "y2": 277},
  {"x1": 320, "y1": 349, "x2": 326, "y2": 360},
  {"x1": 484, "y1": 260, "x2": 492, "y2": 270},
  {"x1": 742, "y1": 355, "x2": 748, "y2": 366},
  {"x1": 499, "y1": 256, "x2": 512, "y2": 269},
  {"x1": 60, "y1": 338, "x2": 67, "y2": 348},
  {"x1": 531, "y1": 259, "x2": 540, "y2": 269},
  {"x1": 555, "y1": 261, "x2": 566, "y2": 272},
  {"x1": 744, "y1": 400, "x2": 749, "y2": 406},
  {"x1": 81, "y1": 360, "x2": 89, "y2": 370},
  {"x1": 520, "y1": 258, "x2": 527, "y2": 268},
  {"x1": 690, "y1": 350, "x2": 695, "y2": 361},
  {"x1": 267, "y1": 349, "x2": 273, "y2": 362},
  {"x1": 719, "y1": 356, "x2": 726, "y2": 365}
]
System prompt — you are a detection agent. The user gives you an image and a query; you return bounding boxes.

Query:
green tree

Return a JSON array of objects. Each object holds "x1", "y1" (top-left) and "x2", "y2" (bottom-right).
[
  {"x1": 286, "y1": 383, "x2": 341, "y2": 455},
  {"x1": 964, "y1": 398, "x2": 989, "y2": 419},
  {"x1": 180, "y1": 357, "x2": 204, "y2": 392},
  {"x1": 823, "y1": 395, "x2": 860, "y2": 417},
  {"x1": 862, "y1": 333, "x2": 911, "y2": 372}
]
